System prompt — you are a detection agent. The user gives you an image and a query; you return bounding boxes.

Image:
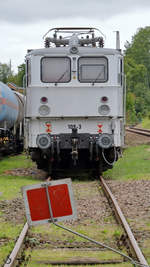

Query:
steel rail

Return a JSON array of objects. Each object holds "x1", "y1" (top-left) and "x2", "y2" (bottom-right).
[
  {"x1": 126, "y1": 127, "x2": 150, "y2": 137},
  {"x1": 100, "y1": 176, "x2": 148, "y2": 266},
  {"x1": 4, "y1": 222, "x2": 29, "y2": 267},
  {"x1": 130, "y1": 127, "x2": 150, "y2": 133}
]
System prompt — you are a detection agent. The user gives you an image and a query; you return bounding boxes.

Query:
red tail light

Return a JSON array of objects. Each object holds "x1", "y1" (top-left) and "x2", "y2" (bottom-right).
[
  {"x1": 40, "y1": 97, "x2": 48, "y2": 103},
  {"x1": 101, "y1": 96, "x2": 108, "y2": 102}
]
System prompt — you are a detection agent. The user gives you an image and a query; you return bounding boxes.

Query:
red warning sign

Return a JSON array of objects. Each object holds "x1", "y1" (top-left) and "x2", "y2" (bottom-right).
[{"x1": 22, "y1": 179, "x2": 77, "y2": 226}]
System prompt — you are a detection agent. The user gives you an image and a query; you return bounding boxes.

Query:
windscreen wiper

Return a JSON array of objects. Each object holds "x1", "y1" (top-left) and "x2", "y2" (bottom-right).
[
  {"x1": 92, "y1": 70, "x2": 103, "y2": 85},
  {"x1": 56, "y1": 69, "x2": 68, "y2": 83}
]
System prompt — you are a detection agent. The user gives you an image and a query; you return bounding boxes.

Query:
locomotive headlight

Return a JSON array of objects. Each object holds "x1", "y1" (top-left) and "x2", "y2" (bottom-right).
[
  {"x1": 36, "y1": 134, "x2": 51, "y2": 149},
  {"x1": 98, "y1": 105, "x2": 110, "y2": 115},
  {"x1": 97, "y1": 134, "x2": 113, "y2": 149},
  {"x1": 39, "y1": 105, "x2": 50, "y2": 116}
]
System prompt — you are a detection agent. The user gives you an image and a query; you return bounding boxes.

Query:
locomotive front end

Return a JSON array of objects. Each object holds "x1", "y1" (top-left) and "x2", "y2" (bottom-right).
[{"x1": 25, "y1": 27, "x2": 125, "y2": 176}]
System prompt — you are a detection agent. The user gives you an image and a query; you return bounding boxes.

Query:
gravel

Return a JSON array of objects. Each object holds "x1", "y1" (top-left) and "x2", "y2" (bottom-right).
[
  {"x1": 107, "y1": 180, "x2": 150, "y2": 224},
  {"x1": 4, "y1": 167, "x2": 48, "y2": 179},
  {"x1": 125, "y1": 131, "x2": 150, "y2": 146},
  {"x1": 0, "y1": 182, "x2": 112, "y2": 225},
  {"x1": 0, "y1": 131, "x2": 149, "y2": 246},
  {"x1": 0, "y1": 198, "x2": 25, "y2": 224},
  {"x1": 0, "y1": 179, "x2": 150, "y2": 229}
]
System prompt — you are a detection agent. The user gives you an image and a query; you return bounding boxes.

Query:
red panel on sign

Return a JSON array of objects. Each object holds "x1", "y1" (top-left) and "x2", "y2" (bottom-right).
[
  {"x1": 27, "y1": 184, "x2": 73, "y2": 222},
  {"x1": 27, "y1": 188, "x2": 50, "y2": 221},
  {"x1": 49, "y1": 184, "x2": 73, "y2": 217}
]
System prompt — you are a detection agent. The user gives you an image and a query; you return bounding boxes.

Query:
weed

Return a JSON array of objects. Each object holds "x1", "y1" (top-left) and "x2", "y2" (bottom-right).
[
  {"x1": 25, "y1": 237, "x2": 40, "y2": 247},
  {"x1": 104, "y1": 216, "x2": 115, "y2": 223},
  {"x1": 101, "y1": 229, "x2": 108, "y2": 234},
  {"x1": 67, "y1": 237, "x2": 75, "y2": 243},
  {"x1": 113, "y1": 230, "x2": 121, "y2": 238}
]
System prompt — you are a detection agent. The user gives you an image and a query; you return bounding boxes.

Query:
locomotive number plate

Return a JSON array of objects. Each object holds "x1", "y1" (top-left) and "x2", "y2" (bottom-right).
[{"x1": 68, "y1": 124, "x2": 82, "y2": 130}]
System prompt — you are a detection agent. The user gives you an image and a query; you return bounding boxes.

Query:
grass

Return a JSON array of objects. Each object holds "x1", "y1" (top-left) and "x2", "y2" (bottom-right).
[
  {"x1": 0, "y1": 153, "x2": 33, "y2": 174},
  {"x1": 0, "y1": 242, "x2": 16, "y2": 266},
  {"x1": 0, "y1": 174, "x2": 40, "y2": 200},
  {"x1": 31, "y1": 223, "x2": 123, "y2": 246},
  {"x1": 0, "y1": 151, "x2": 150, "y2": 266},
  {"x1": 0, "y1": 154, "x2": 38, "y2": 265},
  {"x1": 104, "y1": 144, "x2": 150, "y2": 180},
  {"x1": 0, "y1": 221, "x2": 23, "y2": 239},
  {"x1": 0, "y1": 222, "x2": 24, "y2": 266},
  {"x1": 0, "y1": 154, "x2": 39, "y2": 200},
  {"x1": 24, "y1": 248, "x2": 133, "y2": 267},
  {"x1": 139, "y1": 117, "x2": 150, "y2": 129}
]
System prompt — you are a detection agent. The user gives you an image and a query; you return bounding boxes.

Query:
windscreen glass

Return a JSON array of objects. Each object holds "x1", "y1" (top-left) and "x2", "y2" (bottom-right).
[
  {"x1": 78, "y1": 57, "x2": 108, "y2": 83},
  {"x1": 27, "y1": 59, "x2": 31, "y2": 86},
  {"x1": 41, "y1": 57, "x2": 71, "y2": 83}
]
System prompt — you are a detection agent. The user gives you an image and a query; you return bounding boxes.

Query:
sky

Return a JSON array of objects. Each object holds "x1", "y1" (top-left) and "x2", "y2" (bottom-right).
[{"x1": 0, "y1": 0, "x2": 150, "y2": 73}]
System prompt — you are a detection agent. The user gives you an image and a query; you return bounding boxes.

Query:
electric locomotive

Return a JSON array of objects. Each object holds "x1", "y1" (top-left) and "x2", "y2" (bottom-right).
[{"x1": 25, "y1": 27, "x2": 125, "y2": 176}]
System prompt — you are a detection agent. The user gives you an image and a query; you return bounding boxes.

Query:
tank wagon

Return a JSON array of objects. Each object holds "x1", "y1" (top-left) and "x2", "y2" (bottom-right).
[
  {"x1": 25, "y1": 27, "x2": 125, "y2": 176},
  {"x1": 0, "y1": 81, "x2": 24, "y2": 155}
]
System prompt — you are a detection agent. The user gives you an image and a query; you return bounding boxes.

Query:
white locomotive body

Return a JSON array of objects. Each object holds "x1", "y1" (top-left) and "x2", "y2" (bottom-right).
[{"x1": 25, "y1": 28, "x2": 125, "y2": 176}]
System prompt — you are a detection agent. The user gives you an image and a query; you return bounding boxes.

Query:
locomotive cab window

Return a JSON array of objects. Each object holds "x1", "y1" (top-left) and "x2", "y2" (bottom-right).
[
  {"x1": 41, "y1": 57, "x2": 71, "y2": 83},
  {"x1": 78, "y1": 57, "x2": 108, "y2": 83},
  {"x1": 26, "y1": 59, "x2": 31, "y2": 86}
]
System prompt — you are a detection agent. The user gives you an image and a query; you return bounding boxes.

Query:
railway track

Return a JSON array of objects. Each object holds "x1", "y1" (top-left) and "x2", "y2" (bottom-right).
[
  {"x1": 100, "y1": 176, "x2": 148, "y2": 267},
  {"x1": 4, "y1": 177, "x2": 149, "y2": 267},
  {"x1": 126, "y1": 127, "x2": 150, "y2": 137}
]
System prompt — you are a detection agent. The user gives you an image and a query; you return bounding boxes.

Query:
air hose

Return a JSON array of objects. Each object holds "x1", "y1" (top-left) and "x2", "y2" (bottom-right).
[{"x1": 102, "y1": 146, "x2": 117, "y2": 166}]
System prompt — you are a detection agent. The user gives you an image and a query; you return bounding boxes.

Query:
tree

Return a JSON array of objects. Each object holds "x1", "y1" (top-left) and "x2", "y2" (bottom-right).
[
  {"x1": 125, "y1": 26, "x2": 150, "y2": 86},
  {"x1": 0, "y1": 63, "x2": 11, "y2": 83},
  {"x1": 126, "y1": 92, "x2": 137, "y2": 124},
  {"x1": 124, "y1": 26, "x2": 150, "y2": 123},
  {"x1": 17, "y1": 64, "x2": 25, "y2": 87},
  {"x1": 0, "y1": 62, "x2": 25, "y2": 87}
]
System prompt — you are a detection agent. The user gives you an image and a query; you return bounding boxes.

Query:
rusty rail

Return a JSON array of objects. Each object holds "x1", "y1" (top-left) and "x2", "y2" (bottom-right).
[
  {"x1": 100, "y1": 176, "x2": 148, "y2": 266},
  {"x1": 126, "y1": 127, "x2": 150, "y2": 137},
  {"x1": 4, "y1": 222, "x2": 29, "y2": 267}
]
